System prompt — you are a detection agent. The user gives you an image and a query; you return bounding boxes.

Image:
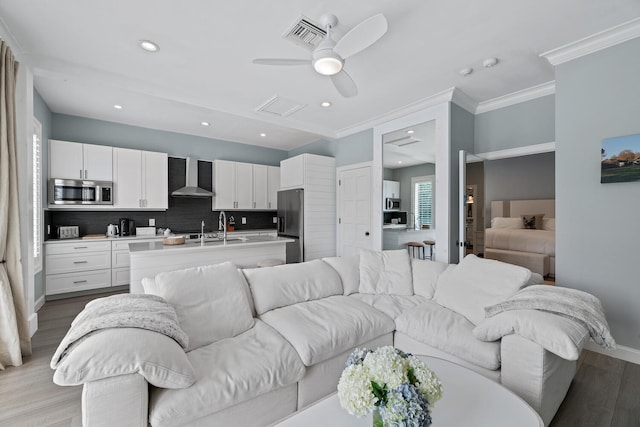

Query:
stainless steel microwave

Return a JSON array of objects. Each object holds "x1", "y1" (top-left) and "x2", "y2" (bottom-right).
[
  {"x1": 385, "y1": 198, "x2": 401, "y2": 211},
  {"x1": 49, "y1": 179, "x2": 113, "y2": 205}
]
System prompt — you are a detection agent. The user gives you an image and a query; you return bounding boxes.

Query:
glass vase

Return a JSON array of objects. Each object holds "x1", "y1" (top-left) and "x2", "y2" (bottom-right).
[{"x1": 372, "y1": 407, "x2": 383, "y2": 427}]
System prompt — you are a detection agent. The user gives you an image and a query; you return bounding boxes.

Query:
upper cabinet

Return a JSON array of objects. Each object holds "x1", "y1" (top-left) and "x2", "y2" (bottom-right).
[
  {"x1": 267, "y1": 165, "x2": 280, "y2": 210},
  {"x1": 49, "y1": 140, "x2": 112, "y2": 181},
  {"x1": 213, "y1": 160, "x2": 279, "y2": 210},
  {"x1": 113, "y1": 148, "x2": 168, "y2": 210},
  {"x1": 383, "y1": 180, "x2": 400, "y2": 199}
]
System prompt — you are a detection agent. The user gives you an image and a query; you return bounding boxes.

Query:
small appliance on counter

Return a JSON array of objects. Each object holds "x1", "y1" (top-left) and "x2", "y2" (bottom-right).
[
  {"x1": 106, "y1": 224, "x2": 119, "y2": 237},
  {"x1": 119, "y1": 218, "x2": 135, "y2": 236},
  {"x1": 56, "y1": 225, "x2": 79, "y2": 239}
]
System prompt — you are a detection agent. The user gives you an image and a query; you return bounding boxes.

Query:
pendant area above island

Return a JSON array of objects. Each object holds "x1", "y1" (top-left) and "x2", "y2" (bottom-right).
[{"x1": 128, "y1": 235, "x2": 294, "y2": 293}]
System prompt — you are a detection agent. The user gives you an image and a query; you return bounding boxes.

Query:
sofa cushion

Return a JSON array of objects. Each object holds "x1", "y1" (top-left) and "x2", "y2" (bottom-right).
[
  {"x1": 260, "y1": 295, "x2": 395, "y2": 366},
  {"x1": 349, "y1": 294, "x2": 427, "y2": 320},
  {"x1": 433, "y1": 254, "x2": 531, "y2": 325},
  {"x1": 152, "y1": 262, "x2": 255, "y2": 351},
  {"x1": 395, "y1": 300, "x2": 501, "y2": 370},
  {"x1": 149, "y1": 320, "x2": 305, "y2": 427},
  {"x1": 53, "y1": 328, "x2": 195, "y2": 389},
  {"x1": 358, "y1": 249, "x2": 413, "y2": 295},
  {"x1": 244, "y1": 259, "x2": 343, "y2": 316},
  {"x1": 322, "y1": 255, "x2": 360, "y2": 295},
  {"x1": 411, "y1": 258, "x2": 449, "y2": 299}
]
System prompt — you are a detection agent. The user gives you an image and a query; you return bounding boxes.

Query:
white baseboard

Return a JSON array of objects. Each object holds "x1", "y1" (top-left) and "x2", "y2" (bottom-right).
[
  {"x1": 28, "y1": 312, "x2": 38, "y2": 337},
  {"x1": 585, "y1": 341, "x2": 640, "y2": 365},
  {"x1": 35, "y1": 294, "x2": 45, "y2": 311}
]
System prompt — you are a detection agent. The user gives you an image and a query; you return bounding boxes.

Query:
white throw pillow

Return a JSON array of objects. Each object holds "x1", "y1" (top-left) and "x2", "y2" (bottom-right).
[
  {"x1": 473, "y1": 309, "x2": 589, "y2": 360},
  {"x1": 490, "y1": 217, "x2": 524, "y2": 229},
  {"x1": 434, "y1": 254, "x2": 531, "y2": 325},
  {"x1": 141, "y1": 276, "x2": 158, "y2": 294},
  {"x1": 322, "y1": 255, "x2": 360, "y2": 295},
  {"x1": 358, "y1": 249, "x2": 413, "y2": 295},
  {"x1": 53, "y1": 328, "x2": 196, "y2": 388},
  {"x1": 410, "y1": 258, "x2": 449, "y2": 299},
  {"x1": 543, "y1": 218, "x2": 556, "y2": 231},
  {"x1": 243, "y1": 259, "x2": 343, "y2": 316},
  {"x1": 153, "y1": 262, "x2": 255, "y2": 351}
]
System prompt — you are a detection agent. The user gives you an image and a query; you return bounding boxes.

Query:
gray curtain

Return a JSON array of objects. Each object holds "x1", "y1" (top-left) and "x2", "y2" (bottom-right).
[{"x1": 0, "y1": 39, "x2": 31, "y2": 369}]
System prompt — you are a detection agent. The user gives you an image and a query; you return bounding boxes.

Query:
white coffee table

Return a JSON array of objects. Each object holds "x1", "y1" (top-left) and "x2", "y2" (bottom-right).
[{"x1": 274, "y1": 356, "x2": 543, "y2": 427}]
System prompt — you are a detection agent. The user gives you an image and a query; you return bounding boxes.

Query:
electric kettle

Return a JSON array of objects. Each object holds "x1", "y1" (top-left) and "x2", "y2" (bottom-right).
[{"x1": 106, "y1": 224, "x2": 119, "y2": 237}]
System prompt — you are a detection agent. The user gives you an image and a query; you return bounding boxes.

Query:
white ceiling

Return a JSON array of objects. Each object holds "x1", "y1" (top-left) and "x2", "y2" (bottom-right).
[{"x1": 1, "y1": 1, "x2": 639, "y2": 151}]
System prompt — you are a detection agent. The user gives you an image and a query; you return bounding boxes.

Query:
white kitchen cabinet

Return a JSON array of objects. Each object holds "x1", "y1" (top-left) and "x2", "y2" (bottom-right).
[
  {"x1": 45, "y1": 240, "x2": 112, "y2": 296},
  {"x1": 113, "y1": 148, "x2": 168, "y2": 210},
  {"x1": 235, "y1": 162, "x2": 253, "y2": 209},
  {"x1": 253, "y1": 165, "x2": 269, "y2": 209},
  {"x1": 383, "y1": 180, "x2": 400, "y2": 199},
  {"x1": 49, "y1": 140, "x2": 112, "y2": 181},
  {"x1": 268, "y1": 166, "x2": 280, "y2": 209},
  {"x1": 213, "y1": 160, "x2": 236, "y2": 210},
  {"x1": 280, "y1": 155, "x2": 304, "y2": 190}
]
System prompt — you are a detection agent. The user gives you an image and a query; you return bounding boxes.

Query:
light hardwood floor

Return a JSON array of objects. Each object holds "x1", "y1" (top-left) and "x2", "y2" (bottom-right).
[{"x1": 1, "y1": 292, "x2": 638, "y2": 426}]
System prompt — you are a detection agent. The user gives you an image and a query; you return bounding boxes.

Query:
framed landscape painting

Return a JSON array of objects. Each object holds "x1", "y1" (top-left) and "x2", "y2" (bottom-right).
[{"x1": 601, "y1": 133, "x2": 640, "y2": 183}]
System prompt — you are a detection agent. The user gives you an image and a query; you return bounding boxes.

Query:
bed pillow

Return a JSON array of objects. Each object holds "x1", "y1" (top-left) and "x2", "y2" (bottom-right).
[
  {"x1": 359, "y1": 249, "x2": 413, "y2": 295},
  {"x1": 521, "y1": 214, "x2": 545, "y2": 230},
  {"x1": 152, "y1": 262, "x2": 255, "y2": 352},
  {"x1": 490, "y1": 217, "x2": 523, "y2": 229},
  {"x1": 434, "y1": 254, "x2": 531, "y2": 325},
  {"x1": 53, "y1": 328, "x2": 196, "y2": 388},
  {"x1": 543, "y1": 218, "x2": 556, "y2": 231},
  {"x1": 323, "y1": 255, "x2": 360, "y2": 295}
]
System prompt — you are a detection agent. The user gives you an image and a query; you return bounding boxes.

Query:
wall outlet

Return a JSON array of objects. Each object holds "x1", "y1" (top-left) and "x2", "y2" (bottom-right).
[
  {"x1": 149, "y1": 218, "x2": 155, "y2": 226},
  {"x1": 241, "y1": 217, "x2": 247, "y2": 225},
  {"x1": 272, "y1": 217, "x2": 277, "y2": 224}
]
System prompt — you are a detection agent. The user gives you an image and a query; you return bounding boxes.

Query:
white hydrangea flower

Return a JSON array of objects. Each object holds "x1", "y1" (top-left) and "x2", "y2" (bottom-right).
[
  {"x1": 408, "y1": 355, "x2": 443, "y2": 404},
  {"x1": 337, "y1": 363, "x2": 377, "y2": 416},
  {"x1": 363, "y1": 346, "x2": 409, "y2": 390}
]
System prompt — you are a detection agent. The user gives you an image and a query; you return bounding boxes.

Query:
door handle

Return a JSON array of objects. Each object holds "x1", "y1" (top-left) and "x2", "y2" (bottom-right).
[{"x1": 365, "y1": 232, "x2": 370, "y2": 236}]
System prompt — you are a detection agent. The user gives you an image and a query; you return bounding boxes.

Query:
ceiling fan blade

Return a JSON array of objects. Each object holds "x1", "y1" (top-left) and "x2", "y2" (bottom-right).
[
  {"x1": 252, "y1": 58, "x2": 310, "y2": 66},
  {"x1": 331, "y1": 70, "x2": 358, "y2": 98},
  {"x1": 333, "y1": 14, "x2": 388, "y2": 59}
]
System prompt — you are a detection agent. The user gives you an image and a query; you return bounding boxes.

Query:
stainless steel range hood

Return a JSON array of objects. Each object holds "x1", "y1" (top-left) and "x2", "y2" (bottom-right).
[{"x1": 171, "y1": 157, "x2": 214, "y2": 197}]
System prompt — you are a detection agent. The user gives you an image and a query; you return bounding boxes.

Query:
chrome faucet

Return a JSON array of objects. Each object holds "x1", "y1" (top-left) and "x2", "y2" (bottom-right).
[
  {"x1": 218, "y1": 211, "x2": 227, "y2": 242},
  {"x1": 201, "y1": 220, "x2": 205, "y2": 246}
]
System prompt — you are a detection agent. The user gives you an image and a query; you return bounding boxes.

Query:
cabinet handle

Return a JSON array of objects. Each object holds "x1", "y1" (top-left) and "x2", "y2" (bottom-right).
[
  {"x1": 73, "y1": 246, "x2": 88, "y2": 249},
  {"x1": 84, "y1": 169, "x2": 88, "y2": 179},
  {"x1": 268, "y1": 202, "x2": 271, "y2": 209},
  {"x1": 73, "y1": 261, "x2": 88, "y2": 264},
  {"x1": 73, "y1": 280, "x2": 88, "y2": 284},
  {"x1": 80, "y1": 169, "x2": 83, "y2": 179},
  {"x1": 253, "y1": 202, "x2": 256, "y2": 208}
]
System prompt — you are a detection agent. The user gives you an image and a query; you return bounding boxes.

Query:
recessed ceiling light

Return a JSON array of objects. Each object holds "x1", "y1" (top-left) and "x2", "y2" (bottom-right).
[
  {"x1": 459, "y1": 67, "x2": 473, "y2": 76},
  {"x1": 139, "y1": 40, "x2": 160, "y2": 52},
  {"x1": 483, "y1": 57, "x2": 499, "y2": 68},
  {"x1": 406, "y1": 130, "x2": 415, "y2": 134},
  {"x1": 321, "y1": 101, "x2": 332, "y2": 108},
  {"x1": 398, "y1": 161, "x2": 403, "y2": 164},
  {"x1": 113, "y1": 104, "x2": 123, "y2": 110},
  {"x1": 201, "y1": 121, "x2": 210, "y2": 127},
  {"x1": 260, "y1": 133, "x2": 266, "y2": 137}
]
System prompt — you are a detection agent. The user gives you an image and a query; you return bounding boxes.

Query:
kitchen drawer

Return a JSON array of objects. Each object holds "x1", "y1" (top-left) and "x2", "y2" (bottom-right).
[
  {"x1": 46, "y1": 240, "x2": 111, "y2": 255},
  {"x1": 46, "y1": 269, "x2": 111, "y2": 295},
  {"x1": 112, "y1": 267, "x2": 130, "y2": 286},
  {"x1": 46, "y1": 251, "x2": 112, "y2": 274},
  {"x1": 112, "y1": 238, "x2": 160, "y2": 251},
  {"x1": 112, "y1": 250, "x2": 131, "y2": 268}
]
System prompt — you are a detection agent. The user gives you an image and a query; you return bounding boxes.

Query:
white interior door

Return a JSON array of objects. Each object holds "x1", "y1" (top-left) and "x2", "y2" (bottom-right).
[{"x1": 338, "y1": 165, "x2": 372, "y2": 256}]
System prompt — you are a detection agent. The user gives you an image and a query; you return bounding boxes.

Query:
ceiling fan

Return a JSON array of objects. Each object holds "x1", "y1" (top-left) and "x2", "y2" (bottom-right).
[{"x1": 252, "y1": 13, "x2": 388, "y2": 98}]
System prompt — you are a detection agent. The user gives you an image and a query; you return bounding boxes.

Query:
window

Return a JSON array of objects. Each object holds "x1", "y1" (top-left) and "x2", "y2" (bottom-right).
[
  {"x1": 411, "y1": 175, "x2": 435, "y2": 230},
  {"x1": 33, "y1": 118, "x2": 43, "y2": 272}
]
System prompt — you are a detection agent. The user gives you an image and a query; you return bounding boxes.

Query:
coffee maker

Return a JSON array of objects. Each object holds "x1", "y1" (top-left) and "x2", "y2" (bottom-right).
[{"x1": 119, "y1": 218, "x2": 135, "y2": 236}]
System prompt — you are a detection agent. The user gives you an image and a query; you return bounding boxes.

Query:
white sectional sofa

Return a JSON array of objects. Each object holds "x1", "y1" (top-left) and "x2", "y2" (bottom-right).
[{"x1": 52, "y1": 251, "x2": 591, "y2": 427}]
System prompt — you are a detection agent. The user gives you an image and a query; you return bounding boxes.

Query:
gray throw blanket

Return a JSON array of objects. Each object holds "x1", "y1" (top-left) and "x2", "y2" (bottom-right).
[
  {"x1": 51, "y1": 293, "x2": 188, "y2": 368},
  {"x1": 484, "y1": 285, "x2": 616, "y2": 349}
]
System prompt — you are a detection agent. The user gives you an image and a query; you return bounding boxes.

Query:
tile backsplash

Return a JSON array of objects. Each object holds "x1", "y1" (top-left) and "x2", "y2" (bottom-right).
[{"x1": 46, "y1": 157, "x2": 277, "y2": 238}]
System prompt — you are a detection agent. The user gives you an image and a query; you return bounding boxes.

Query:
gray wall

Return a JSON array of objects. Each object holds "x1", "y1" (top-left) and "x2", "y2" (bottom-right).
[
  {"x1": 288, "y1": 129, "x2": 373, "y2": 167},
  {"x1": 52, "y1": 114, "x2": 288, "y2": 165},
  {"x1": 475, "y1": 95, "x2": 555, "y2": 153},
  {"x1": 33, "y1": 90, "x2": 52, "y2": 303},
  {"x1": 483, "y1": 152, "x2": 556, "y2": 226},
  {"x1": 556, "y1": 37, "x2": 640, "y2": 350},
  {"x1": 388, "y1": 163, "x2": 436, "y2": 214}
]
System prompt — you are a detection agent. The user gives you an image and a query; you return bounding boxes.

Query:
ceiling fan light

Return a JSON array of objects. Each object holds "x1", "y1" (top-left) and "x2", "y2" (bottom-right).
[{"x1": 313, "y1": 48, "x2": 343, "y2": 76}]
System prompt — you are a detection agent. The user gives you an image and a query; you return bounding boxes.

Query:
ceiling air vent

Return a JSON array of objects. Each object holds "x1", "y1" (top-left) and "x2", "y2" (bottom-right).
[
  {"x1": 283, "y1": 15, "x2": 327, "y2": 50},
  {"x1": 384, "y1": 136, "x2": 421, "y2": 147},
  {"x1": 256, "y1": 95, "x2": 306, "y2": 117}
]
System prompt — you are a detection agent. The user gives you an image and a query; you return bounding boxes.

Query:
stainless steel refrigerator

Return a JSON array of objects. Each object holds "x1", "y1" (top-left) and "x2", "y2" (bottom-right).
[{"x1": 277, "y1": 188, "x2": 304, "y2": 263}]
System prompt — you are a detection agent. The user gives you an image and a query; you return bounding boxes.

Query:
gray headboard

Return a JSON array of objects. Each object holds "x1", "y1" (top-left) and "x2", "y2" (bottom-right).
[{"x1": 491, "y1": 199, "x2": 555, "y2": 219}]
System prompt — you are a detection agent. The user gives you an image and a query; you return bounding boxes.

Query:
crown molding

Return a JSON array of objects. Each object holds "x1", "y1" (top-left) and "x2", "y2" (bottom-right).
[
  {"x1": 475, "y1": 81, "x2": 556, "y2": 114},
  {"x1": 335, "y1": 87, "x2": 456, "y2": 139},
  {"x1": 475, "y1": 141, "x2": 555, "y2": 161},
  {"x1": 451, "y1": 88, "x2": 478, "y2": 114},
  {"x1": 541, "y1": 17, "x2": 640, "y2": 66}
]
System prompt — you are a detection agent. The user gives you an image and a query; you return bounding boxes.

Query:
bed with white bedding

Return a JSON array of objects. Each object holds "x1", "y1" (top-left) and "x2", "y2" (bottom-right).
[{"x1": 485, "y1": 199, "x2": 555, "y2": 277}]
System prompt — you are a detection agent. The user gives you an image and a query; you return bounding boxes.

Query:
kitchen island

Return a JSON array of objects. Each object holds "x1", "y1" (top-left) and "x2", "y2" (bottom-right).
[{"x1": 129, "y1": 235, "x2": 294, "y2": 293}]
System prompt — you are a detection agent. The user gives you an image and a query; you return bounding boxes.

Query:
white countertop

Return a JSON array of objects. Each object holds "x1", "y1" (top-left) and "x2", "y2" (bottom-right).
[
  {"x1": 129, "y1": 235, "x2": 293, "y2": 254},
  {"x1": 44, "y1": 228, "x2": 278, "y2": 244}
]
